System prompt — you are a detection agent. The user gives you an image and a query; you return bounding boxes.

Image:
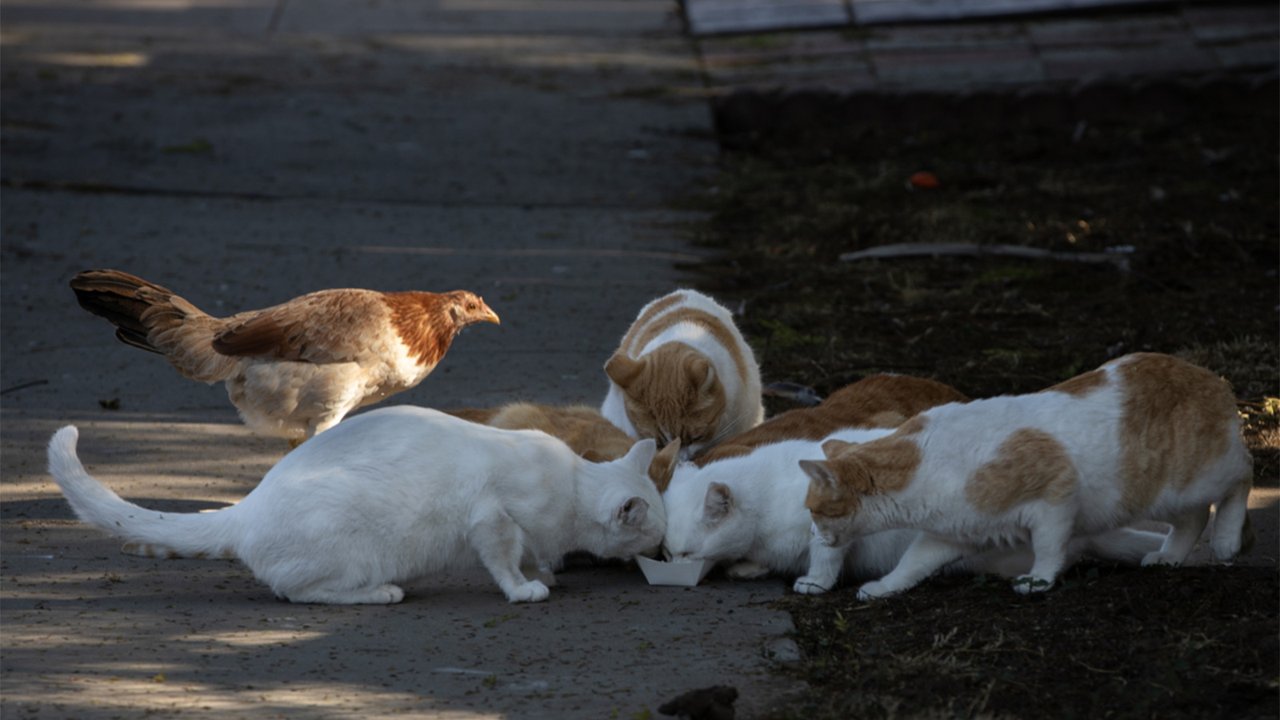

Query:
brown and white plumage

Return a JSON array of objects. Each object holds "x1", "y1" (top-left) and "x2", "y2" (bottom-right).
[{"x1": 70, "y1": 269, "x2": 500, "y2": 443}]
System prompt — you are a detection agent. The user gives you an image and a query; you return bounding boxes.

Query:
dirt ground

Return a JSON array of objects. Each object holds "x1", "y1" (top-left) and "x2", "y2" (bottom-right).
[{"x1": 692, "y1": 76, "x2": 1279, "y2": 718}]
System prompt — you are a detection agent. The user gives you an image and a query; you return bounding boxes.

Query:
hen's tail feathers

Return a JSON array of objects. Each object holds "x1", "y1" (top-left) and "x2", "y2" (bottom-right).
[
  {"x1": 70, "y1": 269, "x2": 235, "y2": 382},
  {"x1": 47, "y1": 426, "x2": 239, "y2": 560}
]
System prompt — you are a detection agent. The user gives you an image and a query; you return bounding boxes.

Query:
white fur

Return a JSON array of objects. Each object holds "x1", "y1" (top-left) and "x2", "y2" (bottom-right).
[
  {"x1": 804, "y1": 356, "x2": 1252, "y2": 600},
  {"x1": 661, "y1": 427, "x2": 920, "y2": 592},
  {"x1": 46, "y1": 407, "x2": 664, "y2": 605},
  {"x1": 601, "y1": 290, "x2": 764, "y2": 458},
  {"x1": 662, "y1": 427, "x2": 1169, "y2": 596}
]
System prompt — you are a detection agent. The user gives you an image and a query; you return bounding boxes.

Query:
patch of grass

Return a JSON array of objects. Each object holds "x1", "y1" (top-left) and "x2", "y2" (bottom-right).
[
  {"x1": 692, "y1": 80, "x2": 1279, "y2": 719},
  {"x1": 764, "y1": 565, "x2": 1279, "y2": 720}
]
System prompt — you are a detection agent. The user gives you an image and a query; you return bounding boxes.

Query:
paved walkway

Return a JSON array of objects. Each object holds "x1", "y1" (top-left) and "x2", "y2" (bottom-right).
[
  {"x1": 693, "y1": 2, "x2": 1278, "y2": 93},
  {"x1": 0, "y1": 2, "x2": 799, "y2": 718}
]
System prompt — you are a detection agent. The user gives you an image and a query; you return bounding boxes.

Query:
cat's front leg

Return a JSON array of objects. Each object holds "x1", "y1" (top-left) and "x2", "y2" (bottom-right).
[
  {"x1": 468, "y1": 508, "x2": 550, "y2": 603},
  {"x1": 793, "y1": 538, "x2": 844, "y2": 595},
  {"x1": 1013, "y1": 512, "x2": 1075, "y2": 594},
  {"x1": 726, "y1": 560, "x2": 769, "y2": 580},
  {"x1": 520, "y1": 553, "x2": 558, "y2": 588},
  {"x1": 858, "y1": 533, "x2": 968, "y2": 601}
]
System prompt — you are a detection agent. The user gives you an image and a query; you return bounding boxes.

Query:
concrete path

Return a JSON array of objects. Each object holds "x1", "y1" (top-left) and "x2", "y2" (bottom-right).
[
  {"x1": 1, "y1": 2, "x2": 801, "y2": 718},
  {"x1": 694, "y1": 2, "x2": 1278, "y2": 93}
]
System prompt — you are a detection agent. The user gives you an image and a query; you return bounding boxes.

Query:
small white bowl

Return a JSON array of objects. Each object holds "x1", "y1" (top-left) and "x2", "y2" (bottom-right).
[{"x1": 636, "y1": 556, "x2": 714, "y2": 587}]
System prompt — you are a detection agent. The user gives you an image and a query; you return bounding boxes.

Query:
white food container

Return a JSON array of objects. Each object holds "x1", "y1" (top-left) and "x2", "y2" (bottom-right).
[{"x1": 636, "y1": 556, "x2": 714, "y2": 587}]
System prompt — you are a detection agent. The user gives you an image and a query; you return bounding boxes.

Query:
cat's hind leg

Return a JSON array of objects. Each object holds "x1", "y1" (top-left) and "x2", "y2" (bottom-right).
[
  {"x1": 859, "y1": 533, "x2": 969, "y2": 600},
  {"x1": 282, "y1": 583, "x2": 405, "y2": 605},
  {"x1": 793, "y1": 538, "x2": 844, "y2": 595},
  {"x1": 726, "y1": 560, "x2": 770, "y2": 580},
  {"x1": 1142, "y1": 505, "x2": 1210, "y2": 567},
  {"x1": 469, "y1": 509, "x2": 550, "y2": 603},
  {"x1": 122, "y1": 541, "x2": 236, "y2": 560},
  {"x1": 1209, "y1": 481, "x2": 1253, "y2": 561}
]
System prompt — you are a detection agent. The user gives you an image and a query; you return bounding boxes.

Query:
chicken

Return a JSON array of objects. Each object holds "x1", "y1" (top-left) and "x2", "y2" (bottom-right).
[{"x1": 70, "y1": 269, "x2": 500, "y2": 444}]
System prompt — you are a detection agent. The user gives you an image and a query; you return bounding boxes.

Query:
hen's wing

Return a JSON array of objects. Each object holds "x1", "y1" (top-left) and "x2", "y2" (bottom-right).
[{"x1": 211, "y1": 289, "x2": 396, "y2": 365}]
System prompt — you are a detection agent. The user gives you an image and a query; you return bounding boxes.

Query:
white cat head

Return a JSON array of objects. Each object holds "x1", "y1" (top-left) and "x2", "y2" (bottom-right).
[
  {"x1": 581, "y1": 439, "x2": 667, "y2": 560},
  {"x1": 661, "y1": 463, "x2": 755, "y2": 563}
]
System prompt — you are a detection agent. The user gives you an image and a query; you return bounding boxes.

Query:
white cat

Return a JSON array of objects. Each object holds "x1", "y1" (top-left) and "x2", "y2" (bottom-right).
[
  {"x1": 802, "y1": 353, "x2": 1254, "y2": 600},
  {"x1": 47, "y1": 406, "x2": 665, "y2": 605},
  {"x1": 601, "y1": 289, "x2": 763, "y2": 459},
  {"x1": 661, "y1": 429, "x2": 1165, "y2": 595}
]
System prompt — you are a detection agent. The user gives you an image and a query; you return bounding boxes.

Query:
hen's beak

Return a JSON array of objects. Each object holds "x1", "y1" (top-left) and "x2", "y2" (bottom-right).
[{"x1": 477, "y1": 299, "x2": 501, "y2": 326}]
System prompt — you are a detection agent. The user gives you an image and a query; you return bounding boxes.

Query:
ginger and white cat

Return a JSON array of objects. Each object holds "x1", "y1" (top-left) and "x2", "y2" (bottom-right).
[
  {"x1": 802, "y1": 353, "x2": 1254, "y2": 600},
  {"x1": 663, "y1": 373, "x2": 1167, "y2": 593},
  {"x1": 601, "y1": 290, "x2": 763, "y2": 459},
  {"x1": 47, "y1": 406, "x2": 665, "y2": 605}
]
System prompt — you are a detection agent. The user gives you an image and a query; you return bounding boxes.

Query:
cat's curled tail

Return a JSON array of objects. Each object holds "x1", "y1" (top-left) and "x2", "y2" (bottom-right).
[{"x1": 47, "y1": 426, "x2": 239, "y2": 560}]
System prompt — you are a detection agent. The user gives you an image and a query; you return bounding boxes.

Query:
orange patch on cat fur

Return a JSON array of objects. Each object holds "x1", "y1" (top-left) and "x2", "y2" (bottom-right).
[
  {"x1": 623, "y1": 291, "x2": 686, "y2": 340},
  {"x1": 1117, "y1": 354, "x2": 1241, "y2": 513},
  {"x1": 446, "y1": 403, "x2": 638, "y2": 463},
  {"x1": 488, "y1": 403, "x2": 636, "y2": 463},
  {"x1": 695, "y1": 375, "x2": 962, "y2": 466},
  {"x1": 608, "y1": 344, "x2": 728, "y2": 445},
  {"x1": 805, "y1": 434, "x2": 924, "y2": 518},
  {"x1": 1045, "y1": 369, "x2": 1108, "y2": 397},
  {"x1": 621, "y1": 307, "x2": 752, "y2": 381},
  {"x1": 966, "y1": 428, "x2": 1078, "y2": 514}
]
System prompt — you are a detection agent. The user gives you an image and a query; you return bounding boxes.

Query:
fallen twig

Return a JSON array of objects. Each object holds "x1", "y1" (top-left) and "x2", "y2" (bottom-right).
[
  {"x1": 838, "y1": 242, "x2": 1132, "y2": 272},
  {"x1": 0, "y1": 379, "x2": 49, "y2": 396}
]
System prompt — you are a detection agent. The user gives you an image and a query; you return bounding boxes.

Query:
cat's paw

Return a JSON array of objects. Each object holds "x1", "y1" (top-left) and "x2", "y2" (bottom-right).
[
  {"x1": 726, "y1": 561, "x2": 769, "y2": 580},
  {"x1": 1011, "y1": 575, "x2": 1055, "y2": 595},
  {"x1": 1141, "y1": 551, "x2": 1186, "y2": 567},
  {"x1": 377, "y1": 584, "x2": 406, "y2": 604},
  {"x1": 856, "y1": 581, "x2": 897, "y2": 601},
  {"x1": 506, "y1": 580, "x2": 550, "y2": 604},
  {"x1": 792, "y1": 577, "x2": 832, "y2": 595}
]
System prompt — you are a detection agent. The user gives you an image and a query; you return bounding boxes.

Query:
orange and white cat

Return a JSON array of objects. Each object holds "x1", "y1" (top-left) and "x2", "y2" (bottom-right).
[
  {"x1": 801, "y1": 353, "x2": 1254, "y2": 599},
  {"x1": 601, "y1": 290, "x2": 763, "y2": 459}
]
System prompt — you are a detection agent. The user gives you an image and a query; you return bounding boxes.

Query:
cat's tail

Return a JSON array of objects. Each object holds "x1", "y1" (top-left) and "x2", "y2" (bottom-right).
[{"x1": 47, "y1": 426, "x2": 240, "y2": 559}]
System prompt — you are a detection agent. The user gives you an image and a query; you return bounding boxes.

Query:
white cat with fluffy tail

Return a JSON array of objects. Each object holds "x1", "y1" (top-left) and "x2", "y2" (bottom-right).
[
  {"x1": 802, "y1": 353, "x2": 1254, "y2": 600},
  {"x1": 601, "y1": 289, "x2": 763, "y2": 459},
  {"x1": 47, "y1": 407, "x2": 664, "y2": 605}
]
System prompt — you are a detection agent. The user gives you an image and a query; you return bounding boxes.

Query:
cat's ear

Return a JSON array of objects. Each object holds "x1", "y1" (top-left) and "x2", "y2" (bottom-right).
[
  {"x1": 648, "y1": 438, "x2": 681, "y2": 492},
  {"x1": 616, "y1": 496, "x2": 649, "y2": 527},
  {"x1": 685, "y1": 355, "x2": 716, "y2": 393},
  {"x1": 821, "y1": 439, "x2": 853, "y2": 457},
  {"x1": 799, "y1": 460, "x2": 839, "y2": 490},
  {"x1": 605, "y1": 353, "x2": 645, "y2": 389},
  {"x1": 703, "y1": 482, "x2": 734, "y2": 522},
  {"x1": 622, "y1": 438, "x2": 658, "y2": 474}
]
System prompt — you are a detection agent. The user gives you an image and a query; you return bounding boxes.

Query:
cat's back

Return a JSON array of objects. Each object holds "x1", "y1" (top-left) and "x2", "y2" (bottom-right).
[
  {"x1": 621, "y1": 289, "x2": 750, "y2": 362},
  {"x1": 261, "y1": 406, "x2": 568, "y2": 495},
  {"x1": 821, "y1": 374, "x2": 969, "y2": 428},
  {"x1": 694, "y1": 374, "x2": 965, "y2": 465},
  {"x1": 913, "y1": 353, "x2": 1245, "y2": 501}
]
